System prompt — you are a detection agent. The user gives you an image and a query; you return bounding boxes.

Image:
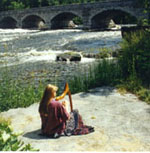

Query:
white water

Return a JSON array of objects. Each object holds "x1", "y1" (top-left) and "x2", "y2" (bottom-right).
[{"x1": 0, "y1": 29, "x2": 122, "y2": 67}]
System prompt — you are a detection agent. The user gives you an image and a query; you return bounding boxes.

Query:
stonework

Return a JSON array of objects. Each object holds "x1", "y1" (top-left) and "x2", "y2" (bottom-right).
[{"x1": 0, "y1": 0, "x2": 147, "y2": 30}]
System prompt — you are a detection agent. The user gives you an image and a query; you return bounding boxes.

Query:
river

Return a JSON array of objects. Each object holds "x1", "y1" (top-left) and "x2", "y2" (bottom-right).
[{"x1": 0, "y1": 29, "x2": 122, "y2": 88}]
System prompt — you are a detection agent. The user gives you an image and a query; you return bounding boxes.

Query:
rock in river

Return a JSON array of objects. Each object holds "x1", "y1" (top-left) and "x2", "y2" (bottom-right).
[{"x1": 56, "y1": 52, "x2": 82, "y2": 62}]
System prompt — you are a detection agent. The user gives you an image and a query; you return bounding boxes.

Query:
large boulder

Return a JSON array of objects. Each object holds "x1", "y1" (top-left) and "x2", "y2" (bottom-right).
[{"x1": 56, "y1": 52, "x2": 82, "y2": 62}]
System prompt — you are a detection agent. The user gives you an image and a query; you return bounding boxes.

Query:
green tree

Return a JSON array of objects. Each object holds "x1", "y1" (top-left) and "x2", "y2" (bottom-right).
[
  {"x1": 40, "y1": 0, "x2": 49, "y2": 6},
  {"x1": 137, "y1": 0, "x2": 150, "y2": 25},
  {"x1": 144, "y1": 0, "x2": 150, "y2": 24},
  {"x1": 20, "y1": 0, "x2": 30, "y2": 8},
  {"x1": 48, "y1": 0, "x2": 58, "y2": 5},
  {"x1": 1, "y1": 0, "x2": 11, "y2": 11},
  {"x1": 8, "y1": 1, "x2": 25, "y2": 10},
  {"x1": 28, "y1": 0, "x2": 39, "y2": 8}
]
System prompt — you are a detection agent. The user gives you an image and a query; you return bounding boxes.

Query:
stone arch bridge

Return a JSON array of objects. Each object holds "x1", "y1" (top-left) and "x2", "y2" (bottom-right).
[{"x1": 0, "y1": 0, "x2": 146, "y2": 30}]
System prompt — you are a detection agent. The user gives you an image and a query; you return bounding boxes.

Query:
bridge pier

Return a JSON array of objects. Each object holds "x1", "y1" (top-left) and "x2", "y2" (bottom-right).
[
  {"x1": 82, "y1": 8, "x2": 91, "y2": 30},
  {"x1": 45, "y1": 21, "x2": 51, "y2": 29},
  {"x1": 16, "y1": 20, "x2": 22, "y2": 28},
  {"x1": 82, "y1": 21, "x2": 91, "y2": 30}
]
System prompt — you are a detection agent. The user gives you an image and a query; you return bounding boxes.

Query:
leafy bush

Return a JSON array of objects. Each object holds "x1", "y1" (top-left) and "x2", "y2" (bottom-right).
[
  {"x1": 119, "y1": 30, "x2": 150, "y2": 86},
  {"x1": 116, "y1": 75, "x2": 142, "y2": 94},
  {"x1": 72, "y1": 16, "x2": 83, "y2": 25},
  {"x1": 117, "y1": 76, "x2": 150, "y2": 104},
  {"x1": 0, "y1": 117, "x2": 38, "y2": 151},
  {"x1": 117, "y1": 29, "x2": 150, "y2": 104},
  {"x1": 137, "y1": 88, "x2": 150, "y2": 104}
]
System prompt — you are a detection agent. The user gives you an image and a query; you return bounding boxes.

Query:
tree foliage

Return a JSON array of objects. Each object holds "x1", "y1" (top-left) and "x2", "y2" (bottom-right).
[
  {"x1": 137, "y1": 0, "x2": 150, "y2": 25},
  {"x1": 119, "y1": 30, "x2": 150, "y2": 86}
]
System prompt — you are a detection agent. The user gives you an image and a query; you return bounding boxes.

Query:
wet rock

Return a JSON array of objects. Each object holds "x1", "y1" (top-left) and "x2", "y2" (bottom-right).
[
  {"x1": 56, "y1": 52, "x2": 82, "y2": 62},
  {"x1": 68, "y1": 20, "x2": 77, "y2": 28},
  {"x1": 108, "y1": 19, "x2": 116, "y2": 29},
  {"x1": 38, "y1": 21, "x2": 48, "y2": 30}
]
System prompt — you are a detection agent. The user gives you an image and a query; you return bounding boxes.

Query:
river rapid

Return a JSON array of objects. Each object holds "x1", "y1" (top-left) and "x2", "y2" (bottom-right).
[{"x1": 0, "y1": 29, "x2": 122, "y2": 88}]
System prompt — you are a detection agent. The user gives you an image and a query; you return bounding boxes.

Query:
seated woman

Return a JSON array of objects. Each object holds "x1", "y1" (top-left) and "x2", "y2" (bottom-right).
[{"x1": 39, "y1": 84, "x2": 94, "y2": 138}]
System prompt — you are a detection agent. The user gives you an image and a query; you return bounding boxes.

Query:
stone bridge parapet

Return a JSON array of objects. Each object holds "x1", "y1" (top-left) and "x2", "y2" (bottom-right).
[{"x1": 0, "y1": 0, "x2": 147, "y2": 30}]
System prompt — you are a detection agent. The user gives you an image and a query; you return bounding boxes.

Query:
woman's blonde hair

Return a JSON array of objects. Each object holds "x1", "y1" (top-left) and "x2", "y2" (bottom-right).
[{"x1": 39, "y1": 84, "x2": 58, "y2": 114}]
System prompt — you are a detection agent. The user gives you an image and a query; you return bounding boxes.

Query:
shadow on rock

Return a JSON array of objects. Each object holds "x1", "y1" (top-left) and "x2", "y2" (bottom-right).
[
  {"x1": 79, "y1": 86, "x2": 115, "y2": 98},
  {"x1": 23, "y1": 129, "x2": 67, "y2": 140},
  {"x1": 146, "y1": 108, "x2": 150, "y2": 115},
  {"x1": 23, "y1": 129, "x2": 49, "y2": 140}
]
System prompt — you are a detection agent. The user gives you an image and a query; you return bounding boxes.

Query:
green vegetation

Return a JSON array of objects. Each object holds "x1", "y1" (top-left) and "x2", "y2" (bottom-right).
[
  {"x1": 0, "y1": 67, "x2": 45, "y2": 112},
  {"x1": 96, "y1": 48, "x2": 116, "y2": 58},
  {"x1": 119, "y1": 30, "x2": 150, "y2": 86},
  {"x1": 137, "y1": 0, "x2": 150, "y2": 25},
  {"x1": 0, "y1": 117, "x2": 38, "y2": 151},
  {"x1": 68, "y1": 30, "x2": 150, "y2": 105},
  {"x1": 69, "y1": 59, "x2": 122, "y2": 93},
  {"x1": 117, "y1": 30, "x2": 150, "y2": 104},
  {"x1": 72, "y1": 16, "x2": 83, "y2": 25},
  {"x1": 0, "y1": 59, "x2": 122, "y2": 112}
]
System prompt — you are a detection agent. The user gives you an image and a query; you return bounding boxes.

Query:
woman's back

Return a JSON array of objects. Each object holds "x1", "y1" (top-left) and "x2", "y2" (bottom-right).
[{"x1": 40, "y1": 99, "x2": 70, "y2": 136}]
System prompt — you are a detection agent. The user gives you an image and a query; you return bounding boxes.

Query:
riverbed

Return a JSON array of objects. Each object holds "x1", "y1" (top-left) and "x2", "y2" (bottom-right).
[{"x1": 0, "y1": 29, "x2": 122, "y2": 88}]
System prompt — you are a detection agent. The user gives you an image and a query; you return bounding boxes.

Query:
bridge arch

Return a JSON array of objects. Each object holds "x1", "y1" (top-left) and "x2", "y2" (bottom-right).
[
  {"x1": 0, "y1": 16, "x2": 17, "y2": 29},
  {"x1": 91, "y1": 9, "x2": 137, "y2": 29},
  {"x1": 22, "y1": 15, "x2": 46, "y2": 29},
  {"x1": 51, "y1": 12, "x2": 82, "y2": 29}
]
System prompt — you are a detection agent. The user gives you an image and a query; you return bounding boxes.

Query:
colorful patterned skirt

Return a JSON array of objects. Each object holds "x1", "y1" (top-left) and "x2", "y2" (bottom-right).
[{"x1": 64, "y1": 109, "x2": 94, "y2": 136}]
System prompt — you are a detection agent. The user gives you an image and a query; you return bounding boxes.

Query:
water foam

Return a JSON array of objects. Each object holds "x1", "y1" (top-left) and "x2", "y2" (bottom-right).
[{"x1": 0, "y1": 29, "x2": 121, "y2": 67}]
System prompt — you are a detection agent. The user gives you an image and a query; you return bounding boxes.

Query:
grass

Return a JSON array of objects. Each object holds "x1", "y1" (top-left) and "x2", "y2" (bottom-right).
[
  {"x1": 0, "y1": 67, "x2": 45, "y2": 112},
  {"x1": 0, "y1": 58, "x2": 123, "y2": 112},
  {"x1": 0, "y1": 55, "x2": 150, "y2": 113},
  {"x1": 69, "y1": 59, "x2": 123, "y2": 94},
  {"x1": 116, "y1": 75, "x2": 150, "y2": 104}
]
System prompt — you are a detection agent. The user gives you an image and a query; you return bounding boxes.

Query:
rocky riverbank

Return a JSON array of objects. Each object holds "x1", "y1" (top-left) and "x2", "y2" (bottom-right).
[
  {"x1": 1, "y1": 87, "x2": 150, "y2": 151},
  {"x1": 0, "y1": 57, "x2": 96, "y2": 92}
]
